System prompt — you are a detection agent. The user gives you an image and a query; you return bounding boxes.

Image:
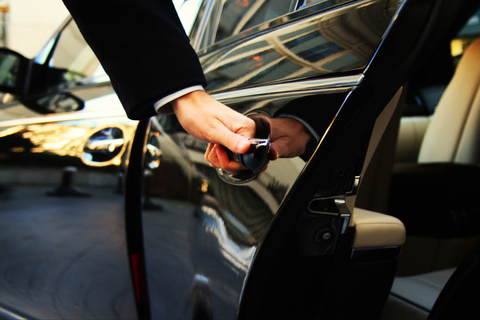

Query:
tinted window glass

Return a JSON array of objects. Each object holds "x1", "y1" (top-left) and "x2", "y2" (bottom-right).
[
  {"x1": 457, "y1": 8, "x2": 480, "y2": 38},
  {"x1": 50, "y1": 21, "x2": 105, "y2": 84},
  {"x1": 215, "y1": 0, "x2": 293, "y2": 43}
]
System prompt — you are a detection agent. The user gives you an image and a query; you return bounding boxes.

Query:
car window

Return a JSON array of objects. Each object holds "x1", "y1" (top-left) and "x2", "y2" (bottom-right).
[
  {"x1": 215, "y1": 0, "x2": 294, "y2": 43},
  {"x1": 451, "y1": 8, "x2": 480, "y2": 61},
  {"x1": 456, "y1": 7, "x2": 480, "y2": 38},
  {"x1": 49, "y1": 21, "x2": 105, "y2": 85}
]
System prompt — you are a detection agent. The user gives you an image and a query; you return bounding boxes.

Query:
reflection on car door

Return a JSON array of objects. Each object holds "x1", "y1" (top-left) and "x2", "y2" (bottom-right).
[{"x1": 139, "y1": 0, "x2": 400, "y2": 318}]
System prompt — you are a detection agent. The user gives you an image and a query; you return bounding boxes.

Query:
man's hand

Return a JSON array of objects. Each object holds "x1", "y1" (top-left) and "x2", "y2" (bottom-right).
[
  {"x1": 171, "y1": 90, "x2": 255, "y2": 154},
  {"x1": 205, "y1": 114, "x2": 314, "y2": 173}
]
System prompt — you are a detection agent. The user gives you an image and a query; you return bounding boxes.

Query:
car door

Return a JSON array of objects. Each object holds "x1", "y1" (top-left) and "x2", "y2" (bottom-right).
[{"x1": 135, "y1": 0, "x2": 439, "y2": 319}]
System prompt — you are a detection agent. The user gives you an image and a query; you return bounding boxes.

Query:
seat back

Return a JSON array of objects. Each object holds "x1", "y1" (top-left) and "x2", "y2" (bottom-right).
[{"x1": 418, "y1": 38, "x2": 480, "y2": 164}]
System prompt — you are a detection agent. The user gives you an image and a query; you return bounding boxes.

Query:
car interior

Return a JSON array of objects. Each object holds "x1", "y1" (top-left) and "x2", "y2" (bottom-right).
[{"x1": 352, "y1": 8, "x2": 480, "y2": 319}]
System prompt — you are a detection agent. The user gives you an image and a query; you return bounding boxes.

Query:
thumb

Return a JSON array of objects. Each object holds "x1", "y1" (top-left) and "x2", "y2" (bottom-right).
[{"x1": 218, "y1": 131, "x2": 251, "y2": 154}]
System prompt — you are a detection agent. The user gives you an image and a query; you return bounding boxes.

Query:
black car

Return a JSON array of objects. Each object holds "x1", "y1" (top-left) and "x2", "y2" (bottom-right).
[{"x1": 1, "y1": 0, "x2": 480, "y2": 319}]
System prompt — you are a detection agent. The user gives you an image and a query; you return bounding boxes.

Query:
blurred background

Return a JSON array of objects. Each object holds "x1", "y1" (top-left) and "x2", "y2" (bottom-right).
[
  {"x1": 0, "y1": 0, "x2": 185, "y2": 59},
  {"x1": 0, "y1": 0, "x2": 69, "y2": 58}
]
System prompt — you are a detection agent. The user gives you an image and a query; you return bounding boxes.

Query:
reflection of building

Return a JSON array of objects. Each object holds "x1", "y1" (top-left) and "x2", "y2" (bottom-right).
[{"x1": 203, "y1": 0, "x2": 396, "y2": 92}]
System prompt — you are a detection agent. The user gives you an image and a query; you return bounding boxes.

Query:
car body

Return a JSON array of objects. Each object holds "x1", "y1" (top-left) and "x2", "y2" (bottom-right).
[{"x1": 1, "y1": 0, "x2": 479, "y2": 319}]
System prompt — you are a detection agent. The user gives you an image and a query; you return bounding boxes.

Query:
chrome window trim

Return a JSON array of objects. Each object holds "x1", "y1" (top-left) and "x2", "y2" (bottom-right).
[
  {"x1": 290, "y1": 0, "x2": 301, "y2": 11},
  {"x1": 190, "y1": 0, "x2": 216, "y2": 51},
  {"x1": 34, "y1": 17, "x2": 72, "y2": 65},
  {"x1": 0, "y1": 74, "x2": 363, "y2": 130},
  {"x1": 211, "y1": 74, "x2": 364, "y2": 103}
]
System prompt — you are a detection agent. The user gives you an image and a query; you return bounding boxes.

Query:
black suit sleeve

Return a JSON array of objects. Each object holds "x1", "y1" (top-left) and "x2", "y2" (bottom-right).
[{"x1": 62, "y1": 0, "x2": 207, "y2": 120}]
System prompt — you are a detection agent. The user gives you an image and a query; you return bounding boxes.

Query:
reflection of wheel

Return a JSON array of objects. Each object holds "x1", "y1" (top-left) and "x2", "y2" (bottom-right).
[{"x1": 82, "y1": 126, "x2": 125, "y2": 165}]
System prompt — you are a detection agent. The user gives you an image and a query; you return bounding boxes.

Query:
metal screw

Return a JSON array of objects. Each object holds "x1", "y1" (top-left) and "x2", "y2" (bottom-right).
[{"x1": 315, "y1": 229, "x2": 333, "y2": 243}]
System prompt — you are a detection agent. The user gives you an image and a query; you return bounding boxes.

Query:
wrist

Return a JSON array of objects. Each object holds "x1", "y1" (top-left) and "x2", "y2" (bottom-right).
[
  {"x1": 171, "y1": 89, "x2": 207, "y2": 114},
  {"x1": 155, "y1": 86, "x2": 205, "y2": 115}
]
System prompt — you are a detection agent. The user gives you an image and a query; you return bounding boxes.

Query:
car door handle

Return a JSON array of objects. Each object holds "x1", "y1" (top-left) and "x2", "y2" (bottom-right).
[{"x1": 82, "y1": 126, "x2": 125, "y2": 165}]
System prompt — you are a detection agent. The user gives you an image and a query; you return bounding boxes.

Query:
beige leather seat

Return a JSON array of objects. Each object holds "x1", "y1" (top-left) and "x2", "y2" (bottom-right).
[
  {"x1": 395, "y1": 37, "x2": 480, "y2": 164},
  {"x1": 388, "y1": 38, "x2": 480, "y2": 276},
  {"x1": 418, "y1": 37, "x2": 480, "y2": 164},
  {"x1": 380, "y1": 38, "x2": 480, "y2": 320}
]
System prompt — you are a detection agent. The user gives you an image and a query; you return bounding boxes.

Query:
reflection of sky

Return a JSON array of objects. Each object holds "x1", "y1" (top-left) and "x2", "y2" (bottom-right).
[
  {"x1": 173, "y1": 0, "x2": 184, "y2": 10},
  {"x1": 174, "y1": 0, "x2": 201, "y2": 35}
]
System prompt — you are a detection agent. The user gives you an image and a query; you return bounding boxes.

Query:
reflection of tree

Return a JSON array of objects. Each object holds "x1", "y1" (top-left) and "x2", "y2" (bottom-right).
[{"x1": 267, "y1": 178, "x2": 289, "y2": 205}]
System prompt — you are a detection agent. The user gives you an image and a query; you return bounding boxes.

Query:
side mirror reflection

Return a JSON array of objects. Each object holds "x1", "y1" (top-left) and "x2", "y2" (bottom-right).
[
  {"x1": 0, "y1": 48, "x2": 29, "y2": 94},
  {"x1": 33, "y1": 92, "x2": 85, "y2": 113}
]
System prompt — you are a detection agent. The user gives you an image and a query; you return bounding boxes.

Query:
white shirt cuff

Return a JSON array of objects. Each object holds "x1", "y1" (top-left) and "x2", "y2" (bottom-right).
[{"x1": 154, "y1": 85, "x2": 205, "y2": 114}]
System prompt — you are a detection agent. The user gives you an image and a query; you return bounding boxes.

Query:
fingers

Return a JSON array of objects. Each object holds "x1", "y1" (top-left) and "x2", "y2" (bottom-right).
[
  {"x1": 205, "y1": 143, "x2": 249, "y2": 173},
  {"x1": 211, "y1": 126, "x2": 253, "y2": 154},
  {"x1": 205, "y1": 143, "x2": 270, "y2": 175},
  {"x1": 171, "y1": 90, "x2": 256, "y2": 154},
  {"x1": 171, "y1": 91, "x2": 314, "y2": 176}
]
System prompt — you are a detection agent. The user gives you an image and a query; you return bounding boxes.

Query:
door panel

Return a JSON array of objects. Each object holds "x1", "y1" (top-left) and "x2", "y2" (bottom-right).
[
  {"x1": 140, "y1": 0, "x2": 402, "y2": 318},
  {"x1": 141, "y1": 90, "x2": 351, "y2": 318}
]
